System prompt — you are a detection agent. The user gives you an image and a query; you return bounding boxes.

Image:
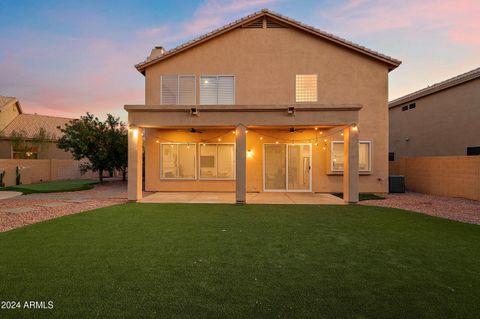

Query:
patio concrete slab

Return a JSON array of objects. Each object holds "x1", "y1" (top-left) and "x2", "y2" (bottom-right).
[{"x1": 140, "y1": 192, "x2": 345, "y2": 205}]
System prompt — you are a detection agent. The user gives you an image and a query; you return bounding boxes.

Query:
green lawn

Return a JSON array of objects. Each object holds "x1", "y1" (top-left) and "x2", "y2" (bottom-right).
[
  {"x1": 0, "y1": 204, "x2": 479, "y2": 318},
  {"x1": 0, "y1": 180, "x2": 98, "y2": 194}
]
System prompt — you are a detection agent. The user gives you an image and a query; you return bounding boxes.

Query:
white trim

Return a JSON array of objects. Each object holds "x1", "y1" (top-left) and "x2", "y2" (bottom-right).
[
  {"x1": 198, "y1": 142, "x2": 236, "y2": 180},
  {"x1": 263, "y1": 143, "x2": 312, "y2": 192},
  {"x1": 330, "y1": 140, "x2": 372, "y2": 173},
  {"x1": 159, "y1": 142, "x2": 197, "y2": 180}
]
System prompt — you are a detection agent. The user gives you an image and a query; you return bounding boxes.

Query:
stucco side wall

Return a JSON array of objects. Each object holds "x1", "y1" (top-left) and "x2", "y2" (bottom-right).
[
  {"x1": 145, "y1": 128, "x2": 386, "y2": 193},
  {"x1": 142, "y1": 26, "x2": 389, "y2": 193},
  {"x1": 390, "y1": 77, "x2": 480, "y2": 157}
]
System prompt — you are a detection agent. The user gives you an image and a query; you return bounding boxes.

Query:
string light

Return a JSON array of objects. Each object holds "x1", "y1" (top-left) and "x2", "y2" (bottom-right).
[{"x1": 153, "y1": 125, "x2": 350, "y2": 146}]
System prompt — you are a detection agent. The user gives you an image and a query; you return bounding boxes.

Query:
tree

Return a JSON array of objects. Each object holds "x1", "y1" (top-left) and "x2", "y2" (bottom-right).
[
  {"x1": 57, "y1": 113, "x2": 128, "y2": 182},
  {"x1": 105, "y1": 114, "x2": 128, "y2": 181}
]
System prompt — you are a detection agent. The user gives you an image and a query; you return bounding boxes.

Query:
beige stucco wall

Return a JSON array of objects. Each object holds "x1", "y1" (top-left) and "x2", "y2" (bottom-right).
[
  {"x1": 390, "y1": 156, "x2": 480, "y2": 201},
  {"x1": 0, "y1": 102, "x2": 20, "y2": 132},
  {"x1": 141, "y1": 25, "x2": 391, "y2": 193},
  {"x1": 145, "y1": 128, "x2": 384, "y2": 193},
  {"x1": 389, "y1": 78, "x2": 480, "y2": 157}
]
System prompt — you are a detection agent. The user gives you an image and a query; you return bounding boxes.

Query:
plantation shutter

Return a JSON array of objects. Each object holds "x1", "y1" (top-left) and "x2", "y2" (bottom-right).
[
  {"x1": 200, "y1": 76, "x2": 218, "y2": 105},
  {"x1": 161, "y1": 75, "x2": 178, "y2": 104},
  {"x1": 178, "y1": 76, "x2": 196, "y2": 105},
  {"x1": 218, "y1": 76, "x2": 235, "y2": 105}
]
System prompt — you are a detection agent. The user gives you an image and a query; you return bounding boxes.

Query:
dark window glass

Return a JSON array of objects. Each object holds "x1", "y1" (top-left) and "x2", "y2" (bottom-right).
[
  {"x1": 401, "y1": 105, "x2": 408, "y2": 111},
  {"x1": 466, "y1": 146, "x2": 480, "y2": 156},
  {"x1": 409, "y1": 103, "x2": 416, "y2": 109},
  {"x1": 388, "y1": 152, "x2": 395, "y2": 161}
]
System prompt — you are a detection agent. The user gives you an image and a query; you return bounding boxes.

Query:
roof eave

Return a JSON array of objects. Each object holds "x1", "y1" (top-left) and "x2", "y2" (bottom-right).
[{"x1": 134, "y1": 9, "x2": 401, "y2": 74}]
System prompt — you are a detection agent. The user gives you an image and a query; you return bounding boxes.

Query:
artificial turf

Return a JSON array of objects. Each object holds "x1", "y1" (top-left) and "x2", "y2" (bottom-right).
[
  {"x1": 0, "y1": 180, "x2": 98, "y2": 194},
  {"x1": 0, "y1": 204, "x2": 479, "y2": 318}
]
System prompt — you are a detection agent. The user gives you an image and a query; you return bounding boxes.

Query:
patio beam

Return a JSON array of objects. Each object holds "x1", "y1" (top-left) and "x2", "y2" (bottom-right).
[
  {"x1": 343, "y1": 125, "x2": 359, "y2": 203},
  {"x1": 128, "y1": 126, "x2": 143, "y2": 201},
  {"x1": 235, "y1": 125, "x2": 247, "y2": 204}
]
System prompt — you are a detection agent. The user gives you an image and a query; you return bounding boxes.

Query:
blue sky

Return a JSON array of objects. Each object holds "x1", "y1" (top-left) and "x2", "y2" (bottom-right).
[{"x1": 0, "y1": 0, "x2": 479, "y2": 120}]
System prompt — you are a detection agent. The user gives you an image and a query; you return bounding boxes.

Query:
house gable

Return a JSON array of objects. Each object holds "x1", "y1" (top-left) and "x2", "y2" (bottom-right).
[{"x1": 136, "y1": 9, "x2": 400, "y2": 74}]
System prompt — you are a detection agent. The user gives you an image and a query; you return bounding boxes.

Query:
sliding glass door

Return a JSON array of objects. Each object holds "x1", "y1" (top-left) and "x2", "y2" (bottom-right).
[{"x1": 264, "y1": 144, "x2": 311, "y2": 191}]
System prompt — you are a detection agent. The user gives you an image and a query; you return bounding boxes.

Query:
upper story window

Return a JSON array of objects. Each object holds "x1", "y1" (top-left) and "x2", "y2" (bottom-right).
[
  {"x1": 296, "y1": 74, "x2": 317, "y2": 102},
  {"x1": 200, "y1": 75, "x2": 235, "y2": 105},
  {"x1": 161, "y1": 75, "x2": 196, "y2": 105},
  {"x1": 401, "y1": 102, "x2": 416, "y2": 111}
]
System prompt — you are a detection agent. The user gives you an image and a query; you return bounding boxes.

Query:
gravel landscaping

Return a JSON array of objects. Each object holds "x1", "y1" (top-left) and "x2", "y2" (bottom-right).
[
  {"x1": 0, "y1": 181, "x2": 127, "y2": 232},
  {"x1": 360, "y1": 192, "x2": 480, "y2": 225}
]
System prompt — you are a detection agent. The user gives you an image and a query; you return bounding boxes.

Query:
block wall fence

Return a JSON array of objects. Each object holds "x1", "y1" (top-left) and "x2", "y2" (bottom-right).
[
  {"x1": 0, "y1": 159, "x2": 95, "y2": 186},
  {"x1": 389, "y1": 156, "x2": 480, "y2": 201}
]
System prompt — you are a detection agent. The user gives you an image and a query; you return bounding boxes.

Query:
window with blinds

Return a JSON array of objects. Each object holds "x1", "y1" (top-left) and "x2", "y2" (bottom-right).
[
  {"x1": 295, "y1": 74, "x2": 317, "y2": 102},
  {"x1": 161, "y1": 75, "x2": 195, "y2": 105},
  {"x1": 200, "y1": 75, "x2": 234, "y2": 105}
]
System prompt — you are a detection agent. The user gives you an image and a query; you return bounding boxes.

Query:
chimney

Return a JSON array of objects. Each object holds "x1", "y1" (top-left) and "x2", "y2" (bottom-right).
[{"x1": 149, "y1": 46, "x2": 166, "y2": 60}]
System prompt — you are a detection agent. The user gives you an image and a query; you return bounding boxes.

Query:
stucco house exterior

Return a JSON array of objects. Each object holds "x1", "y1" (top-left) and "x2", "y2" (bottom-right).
[
  {"x1": 125, "y1": 9, "x2": 401, "y2": 203},
  {"x1": 0, "y1": 96, "x2": 73, "y2": 160},
  {"x1": 389, "y1": 67, "x2": 480, "y2": 159}
]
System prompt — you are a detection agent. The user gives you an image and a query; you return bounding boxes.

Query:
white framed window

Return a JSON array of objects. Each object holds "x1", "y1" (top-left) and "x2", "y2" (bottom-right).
[
  {"x1": 331, "y1": 141, "x2": 372, "y2": 172},
  {"x1": 199, "y1": 143, "x2": 235, "y2": 179},
  {"x1": 200, "y1": 75, "x2": 235, "y2": 105},
  {"x1": 160, "y1": 143, "x2": 197, "y2": 179},
  {"x1": 161, "y1": 75, "x2": 196, "y2": 105},
  {"x1": 296, "y1": 74, "x2": 317, "y2": 102}
]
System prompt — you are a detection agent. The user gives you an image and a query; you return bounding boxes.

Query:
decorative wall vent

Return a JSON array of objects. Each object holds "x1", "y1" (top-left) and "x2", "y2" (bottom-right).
[
  {"x1": 243, "y1": 18, "x2": 263, "y2": 28},
  {"x1": 266, "y1": 18, "x2": 287, "y2": 28}
]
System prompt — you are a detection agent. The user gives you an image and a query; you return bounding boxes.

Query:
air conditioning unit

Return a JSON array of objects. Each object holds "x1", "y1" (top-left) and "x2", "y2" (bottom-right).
[{"x1": 389, "y1": 175, "x2": 405, "y2": 193}]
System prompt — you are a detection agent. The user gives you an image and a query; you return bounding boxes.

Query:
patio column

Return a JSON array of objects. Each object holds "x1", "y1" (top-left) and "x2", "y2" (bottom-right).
[
  {"x1": 343, "y1": 125, "x2": 359, "y2": 203},
  {"x1": 128, "y1": 126, "x2": 143, "y2": 201},
  {"x1": 235, "y1": 125, "x2": 247, "y2": 204}
]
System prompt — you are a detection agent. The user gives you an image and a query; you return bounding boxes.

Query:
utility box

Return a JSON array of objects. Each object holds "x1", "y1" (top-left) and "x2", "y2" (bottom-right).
[{"x1": 389, "y1": 175, "x2": 405, "y2": 193}]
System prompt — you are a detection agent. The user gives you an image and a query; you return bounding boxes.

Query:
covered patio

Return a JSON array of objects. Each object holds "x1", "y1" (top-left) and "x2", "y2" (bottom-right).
[
  {"x1": 140, "y1": 191, "x2": 345, "y2": 204},
  {"x1": 126, "y1": 104, "x2": 361, "y2": 204}
]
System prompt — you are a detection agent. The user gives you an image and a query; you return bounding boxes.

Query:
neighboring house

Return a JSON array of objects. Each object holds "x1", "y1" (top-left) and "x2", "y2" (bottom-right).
[
  {"x1": 124, "y1": 9, "x2": 401, "y2": 203},
  {"x1": 0, "y1": 96, "x2": 73, "y2": 160},
  {"x1": 389, "y1": 67, "x2": 480, "y2": 159}
]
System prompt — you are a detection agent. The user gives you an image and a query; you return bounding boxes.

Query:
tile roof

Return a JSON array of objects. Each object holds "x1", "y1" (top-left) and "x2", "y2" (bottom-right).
[
  {"x1": 0, "y1": 96, "x2": 18, "y2": 110},
  {"x1": 389, "y1": 67, "x2": 480, "y2": 108},
  {"x1": 0, "y1": 113, "x2": 74, "y2": 140},
  {"x1": 135, "y1": 8, "x2": 401, "y2": 73}
]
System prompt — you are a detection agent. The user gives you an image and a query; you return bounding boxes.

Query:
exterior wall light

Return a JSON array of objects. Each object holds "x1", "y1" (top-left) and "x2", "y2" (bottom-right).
[
  {"x1": 246, "y1": 149, "x2": 254, "y2": 158},
  {"x1": 352, "y1": 124, "x2": 358, "y2": 131},
  {"x1": 133, "y1": 128, "x2": 139, "y2": 139}
]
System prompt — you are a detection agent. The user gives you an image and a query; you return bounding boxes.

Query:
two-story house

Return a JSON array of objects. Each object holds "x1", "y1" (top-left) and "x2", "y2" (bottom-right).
[
  {"x1": 125, "y1": 9, "x2": 401, "y2": 203},
  {"x1": 389, "y1": 67, "x2": 480, "y2": 159}
]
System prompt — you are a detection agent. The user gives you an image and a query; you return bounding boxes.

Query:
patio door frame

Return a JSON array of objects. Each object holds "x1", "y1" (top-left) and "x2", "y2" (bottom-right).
[{"x1": 262, "y1": 143, "x2": 312, "y2": 192}]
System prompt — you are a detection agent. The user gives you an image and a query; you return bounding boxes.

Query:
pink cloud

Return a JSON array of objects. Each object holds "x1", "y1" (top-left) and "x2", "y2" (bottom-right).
[
  {"x1": 319, "y1": 0, "x2": 480, "y2": 47},
  {"x1": 138, "y1": 0, "x2": 278, "y2": 47}
]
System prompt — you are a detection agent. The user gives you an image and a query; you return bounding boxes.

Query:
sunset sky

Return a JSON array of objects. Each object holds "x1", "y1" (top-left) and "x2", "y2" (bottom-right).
[{"x1": 1, "y1": 0, "x2": 479, "y2": 120}]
